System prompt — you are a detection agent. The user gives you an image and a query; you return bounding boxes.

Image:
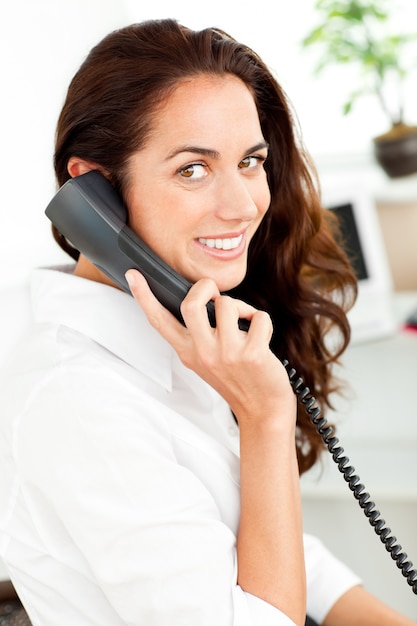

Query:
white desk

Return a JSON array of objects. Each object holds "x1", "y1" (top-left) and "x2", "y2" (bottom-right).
[{"x1": 301, "y1": 292, "x2": 417, "y2": 620}]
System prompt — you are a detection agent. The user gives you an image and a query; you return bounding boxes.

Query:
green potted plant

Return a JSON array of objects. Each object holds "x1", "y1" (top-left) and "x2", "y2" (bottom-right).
[{"x1": 301, "y1": 0, "x2": 417, "y2": 177}]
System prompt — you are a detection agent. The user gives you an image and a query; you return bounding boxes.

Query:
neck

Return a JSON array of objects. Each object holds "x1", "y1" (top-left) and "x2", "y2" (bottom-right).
[{"x1": 73, "y1": 254, "x2": 120, "y2": 290}]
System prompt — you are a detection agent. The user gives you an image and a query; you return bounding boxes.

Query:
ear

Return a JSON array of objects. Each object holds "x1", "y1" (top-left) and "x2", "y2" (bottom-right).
[{"x1": 67, "y1": 157, "x2": 102, "y2": 178}]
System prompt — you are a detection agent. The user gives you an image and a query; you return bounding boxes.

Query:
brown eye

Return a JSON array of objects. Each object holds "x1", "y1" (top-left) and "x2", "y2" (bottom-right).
[
  {"x1": 239, "y1": 155, "x2": 265, "y2": 170},
  {"x1": 178, "y1": 163, "x2": 207, "y2": 179},
  {"x1": 239, "y1": 157, "x2": 252, "y2": 169},
  {"x1": 180, "y1": 165, "x2": 194, "y2": 178}
]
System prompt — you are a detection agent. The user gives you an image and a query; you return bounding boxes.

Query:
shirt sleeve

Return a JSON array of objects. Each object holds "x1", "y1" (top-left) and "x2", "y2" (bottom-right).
[
  {"x1": 304, "y1": 533, "x2": 362, "y2": 624},
  {"x1": 15, "y1": 362, "x2": 297, "y2": 626}
]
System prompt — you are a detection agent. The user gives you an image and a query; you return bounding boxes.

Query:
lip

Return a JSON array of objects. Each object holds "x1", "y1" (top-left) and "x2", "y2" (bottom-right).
[{"x1": 194, "y1": 229, "x2": 247, "y2": 260}]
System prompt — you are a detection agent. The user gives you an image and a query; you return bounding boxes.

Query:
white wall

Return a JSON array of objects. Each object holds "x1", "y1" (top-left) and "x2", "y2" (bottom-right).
[{"x1": 0, "y1": 0, "x2": 131, "y2": 288}]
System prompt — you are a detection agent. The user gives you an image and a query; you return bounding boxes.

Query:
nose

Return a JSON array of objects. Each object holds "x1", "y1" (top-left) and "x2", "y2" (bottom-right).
[{"x1": 214, "y1": 173, "x2": 262, "y2": 223}]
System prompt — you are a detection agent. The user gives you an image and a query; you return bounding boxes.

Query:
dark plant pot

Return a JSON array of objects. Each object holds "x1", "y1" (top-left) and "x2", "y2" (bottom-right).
[{"x1": 373, "y1": 126, "x2": 417, "y2": 178}]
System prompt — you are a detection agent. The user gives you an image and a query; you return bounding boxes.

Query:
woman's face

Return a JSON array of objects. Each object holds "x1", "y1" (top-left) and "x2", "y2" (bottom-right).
[{"x1": 126, "y1": 74, "x2": 271, "y2": 292}]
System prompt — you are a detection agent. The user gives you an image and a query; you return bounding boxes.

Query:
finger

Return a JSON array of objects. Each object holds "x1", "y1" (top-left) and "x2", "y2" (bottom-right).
[
  {"x1": 179, "y1": 278, "x2": 220, "y2": 338},
  {"x1": 214, "y1": 296, "x2": 273, "y2": 346},
  {"x1": 246, "y1": 309, "x2": 274, "y2": 345},
  {"x1": 125, "y1": 269, "x2": 185, "y2": 346},
  {"x1": 220, "y1": 296, "x2": 258, "y2": 321},
  {"x1": 213, "y1": 294, "x2": 255, "y2": 333}
]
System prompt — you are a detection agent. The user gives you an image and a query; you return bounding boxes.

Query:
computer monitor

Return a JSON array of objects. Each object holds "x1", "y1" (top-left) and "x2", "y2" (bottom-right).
[{"x1": 322, "y1": 184, "x2": 396, "y2": 343}]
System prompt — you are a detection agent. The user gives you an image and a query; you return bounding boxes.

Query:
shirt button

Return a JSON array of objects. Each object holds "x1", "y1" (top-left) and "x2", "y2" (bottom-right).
[{"x1": 228, "y1": 426, "x2": 238, "y2": 437}]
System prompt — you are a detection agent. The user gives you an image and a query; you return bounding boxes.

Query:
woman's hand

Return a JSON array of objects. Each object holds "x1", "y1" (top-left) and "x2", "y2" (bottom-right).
[
  {"x1": 126, "y1": 269, "x2": 306, "y2": 625},
  {"x1": 125, "y1": 270, "x2": 295, "y2": 430}
]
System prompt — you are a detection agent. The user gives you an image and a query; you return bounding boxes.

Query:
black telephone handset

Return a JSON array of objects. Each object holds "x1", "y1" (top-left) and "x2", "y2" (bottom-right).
[
  {"x1": 45, "y1": 170, "x2": 220, "y2": 328},
  {"x1": 45, "y1": 170, "x2": 417, "y2": 595}
]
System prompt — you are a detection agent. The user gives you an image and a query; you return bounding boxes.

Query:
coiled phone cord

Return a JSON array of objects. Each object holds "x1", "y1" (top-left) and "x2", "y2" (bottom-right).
[{"x1": 282, "y1": 360, "x2": 417, "y2": 596}]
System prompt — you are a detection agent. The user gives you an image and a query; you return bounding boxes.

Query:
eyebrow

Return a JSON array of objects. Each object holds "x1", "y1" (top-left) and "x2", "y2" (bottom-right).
[{"x1": 165, "y1": 141, "x2": 269, "y2": 161}]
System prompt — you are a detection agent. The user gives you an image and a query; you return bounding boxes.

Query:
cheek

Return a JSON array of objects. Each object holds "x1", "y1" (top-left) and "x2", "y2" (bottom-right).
[
  {"x1": 131, "y1": 214, "x2": 167, "y2": 251},
  {"x1": 256, "y1": 178, "x2": 271, "y2": 218},
  {"x1": 126, "y1": 185, "x2": 163, "y2": 242},
  {"x1": 127, "y1": 196, "x2": 186, "y2": 267}
]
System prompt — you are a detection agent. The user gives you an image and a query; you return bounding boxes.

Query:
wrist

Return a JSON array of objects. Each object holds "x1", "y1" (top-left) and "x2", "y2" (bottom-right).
[{"x1": 235, "y1": 394, "x2": 297, "y2": 436}]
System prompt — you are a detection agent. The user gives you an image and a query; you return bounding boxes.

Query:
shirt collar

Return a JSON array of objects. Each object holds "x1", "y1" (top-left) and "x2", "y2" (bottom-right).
[{"x1": 30, "y1": 267, "x2": 174, "y2": 391}]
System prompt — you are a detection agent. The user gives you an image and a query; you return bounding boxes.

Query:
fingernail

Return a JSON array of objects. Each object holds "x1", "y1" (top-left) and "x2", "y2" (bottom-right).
[{"x1": 125, "y1": 270, "x2": 135, "y2": 288}]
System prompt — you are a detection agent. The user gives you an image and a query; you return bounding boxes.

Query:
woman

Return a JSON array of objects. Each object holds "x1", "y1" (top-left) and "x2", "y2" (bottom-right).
[{"x1": 0, "y1": 19, "x2": 413, "y2": 626}]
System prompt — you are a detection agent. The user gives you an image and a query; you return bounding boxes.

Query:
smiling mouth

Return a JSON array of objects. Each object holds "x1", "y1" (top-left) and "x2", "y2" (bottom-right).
[{"x1": 198, "y1": 234, "x2": 243, "y2": 251}]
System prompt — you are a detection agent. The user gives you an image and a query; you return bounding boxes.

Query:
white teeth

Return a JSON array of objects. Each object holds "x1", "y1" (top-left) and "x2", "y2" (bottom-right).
[{"x1": 199, "y1": 234, "x2": 243, "y2": 251}]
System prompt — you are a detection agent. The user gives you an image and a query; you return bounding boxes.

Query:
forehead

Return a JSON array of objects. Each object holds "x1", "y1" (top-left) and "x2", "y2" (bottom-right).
[{"x1": 148, "y1": 74, "x2": 261, "y2": 143}]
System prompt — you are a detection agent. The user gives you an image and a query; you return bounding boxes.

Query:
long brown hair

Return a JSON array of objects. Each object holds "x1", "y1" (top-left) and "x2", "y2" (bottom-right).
[{"x1": 54, "y1": 19, "x2": 357, "y2": 474}]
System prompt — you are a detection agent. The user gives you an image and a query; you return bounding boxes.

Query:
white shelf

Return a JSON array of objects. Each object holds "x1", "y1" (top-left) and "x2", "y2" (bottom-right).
[{"x1": 314, "y1": 151, "x2": 417, "y2": 203}]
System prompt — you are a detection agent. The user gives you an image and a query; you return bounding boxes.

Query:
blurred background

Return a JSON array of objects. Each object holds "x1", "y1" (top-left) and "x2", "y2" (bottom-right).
[{"x1": 1, "y1": 0, "x2": 417, "y2": 620}]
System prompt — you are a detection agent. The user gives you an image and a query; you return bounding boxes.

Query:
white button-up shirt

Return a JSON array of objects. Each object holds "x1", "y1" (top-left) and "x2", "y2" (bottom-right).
[{"x1": 0, "y1": 268, "x2": 360, "y2": 625}]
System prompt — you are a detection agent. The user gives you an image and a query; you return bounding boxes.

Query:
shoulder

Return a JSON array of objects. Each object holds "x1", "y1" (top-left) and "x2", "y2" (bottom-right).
[{"x1": 1, "y1": 318, "x2": 173, "y2": 466}]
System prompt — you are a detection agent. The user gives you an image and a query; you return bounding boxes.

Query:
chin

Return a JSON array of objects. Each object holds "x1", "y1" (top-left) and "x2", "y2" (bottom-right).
[
  {"x1": 186, "y1": 262, "x2": 246, "y2": 293},
  {"x1": 217, "y1": 272, "x2": 246, "y2": 294}
]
